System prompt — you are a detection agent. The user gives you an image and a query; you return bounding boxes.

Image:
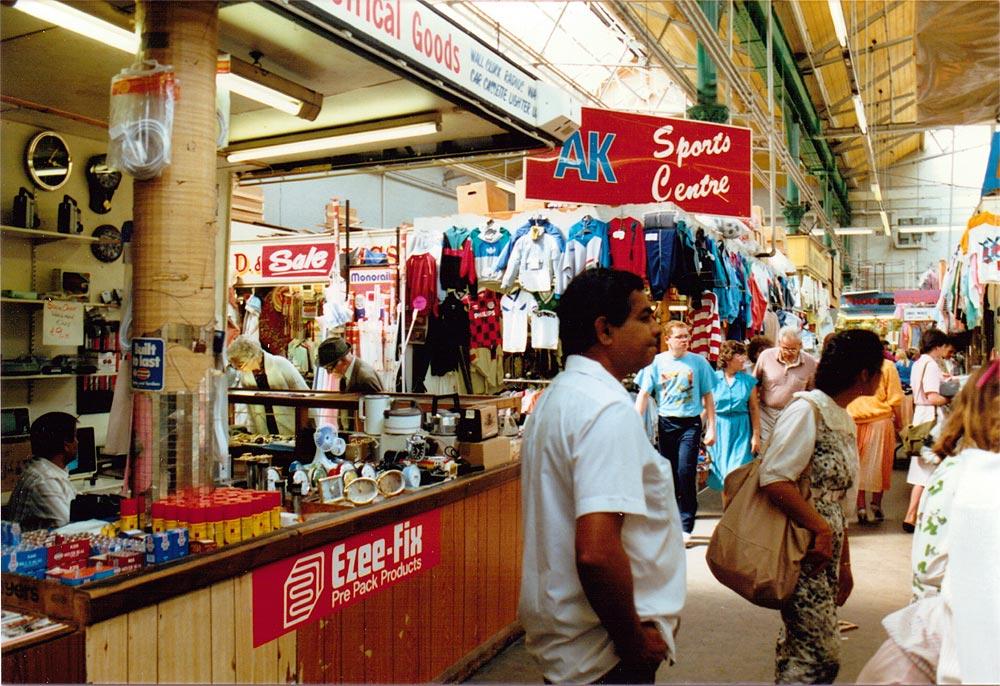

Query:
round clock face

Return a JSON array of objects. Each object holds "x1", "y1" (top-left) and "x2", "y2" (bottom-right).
[
  {"x1": 26, "y1": 131, "x2": 73, "y2": 191},
  {"x1": 91, "y1": 225, "x2": 124, "y2": 263}
]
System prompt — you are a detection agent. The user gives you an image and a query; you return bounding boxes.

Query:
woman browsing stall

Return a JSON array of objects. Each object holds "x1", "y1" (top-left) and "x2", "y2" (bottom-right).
[{"x1": 757, "y1": 329, "x2": 884, "y2": 684}]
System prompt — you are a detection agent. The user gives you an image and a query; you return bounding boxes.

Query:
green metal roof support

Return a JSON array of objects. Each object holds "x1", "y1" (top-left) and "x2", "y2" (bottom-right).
[
  {"x1": 688, "y1": 0, "x2": 730, "y2": 123},
  {"x1": 736, "y1": 0, "x2": 852, "y2": 223}
]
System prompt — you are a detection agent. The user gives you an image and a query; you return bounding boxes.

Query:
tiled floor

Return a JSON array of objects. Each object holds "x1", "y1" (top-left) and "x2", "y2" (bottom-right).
[{"x1": 468, "y1": 468, "x2": 915, "y2": 684}]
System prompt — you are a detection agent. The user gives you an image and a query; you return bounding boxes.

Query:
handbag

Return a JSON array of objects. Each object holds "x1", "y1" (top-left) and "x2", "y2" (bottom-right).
[
  {"x1": 901, "y1": 419, "x2": 937, "y2": 457},
  {"x1": 706, "y1": 460, "x2": 813, "y2": 609}
]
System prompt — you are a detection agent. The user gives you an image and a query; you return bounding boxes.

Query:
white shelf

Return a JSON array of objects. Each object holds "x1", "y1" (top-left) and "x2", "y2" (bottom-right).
[
  {"x1": 1, "y1": 373, "x2": 117, "y2": 381},
  {"x1": 0, "y1": 224, "x2": 98, "y2": 244},
  {"x1": 1, "y1": 297, "x2": 119, "y2": 309}
]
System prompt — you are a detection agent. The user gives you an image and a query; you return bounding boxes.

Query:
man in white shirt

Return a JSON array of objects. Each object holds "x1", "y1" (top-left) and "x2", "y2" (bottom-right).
[
  {"x1": 519, "y1": 268, "x2": 686, "y2": 684},
  {"x1": 7, "y1": 412, "x2": 79, "y2": 530}
]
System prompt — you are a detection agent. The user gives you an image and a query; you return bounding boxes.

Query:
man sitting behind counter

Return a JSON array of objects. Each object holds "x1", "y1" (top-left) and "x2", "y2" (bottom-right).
[
  {"x1": 317, "y1": 337, "x2": 384, "y2": 394},
  {"x1": 8, "y1": 412, "x2": 79, "y2": 531}
]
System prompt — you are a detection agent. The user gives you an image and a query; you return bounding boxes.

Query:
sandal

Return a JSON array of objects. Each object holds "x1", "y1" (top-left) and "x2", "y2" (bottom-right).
[{"x1": 871, "y1": 506, "x2": 885, "y2": 522}]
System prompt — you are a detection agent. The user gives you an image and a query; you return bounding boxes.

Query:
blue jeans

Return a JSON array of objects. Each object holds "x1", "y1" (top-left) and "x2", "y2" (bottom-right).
[{"x1": 657, "y1": 415, "x2": 702, "y2": 533}]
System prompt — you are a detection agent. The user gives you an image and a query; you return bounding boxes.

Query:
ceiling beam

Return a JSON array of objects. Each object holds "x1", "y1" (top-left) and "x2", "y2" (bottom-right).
[
  {"x1": 809, "y1": 0, "x2": 906, "y2": 59},
  {"x1": 803, "y1": 35, "x2": 911, "y2": 71},
  {"x1": 821, "y1": 55, "x2": 914, "y2": 117}
]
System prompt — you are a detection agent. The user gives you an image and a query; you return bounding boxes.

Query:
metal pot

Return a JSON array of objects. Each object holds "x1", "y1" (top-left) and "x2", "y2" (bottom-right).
[
  {"x1": 426, "y1": 393, "x2": 461, "y2": 436},
  {"x1": 383, "y1": 400, "x2": 422, "y2": 434}
]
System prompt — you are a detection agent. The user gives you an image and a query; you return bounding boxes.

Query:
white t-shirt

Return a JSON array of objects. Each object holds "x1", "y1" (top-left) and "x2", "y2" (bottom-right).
[
  {"x1": 519, "y1": 355, "x2": 686, "y2": 683},
  {"x1": 529, "y1": 310, "x2": 559, "y2": 350},
  {"x1": 910, "y1": 354, "x2": 942, "y2": 425},
  {"x1": 8, "y1": 457, "x2": 76, "y2": 529},
  {"x1": 501, "y1": 290, "x2": 537, "y2": 353}
]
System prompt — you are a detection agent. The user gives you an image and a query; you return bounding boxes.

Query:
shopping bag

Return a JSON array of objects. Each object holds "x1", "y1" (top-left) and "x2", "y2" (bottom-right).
[
  {"x1": 706, "y1": 459, "x2": 812, "y2": 609},
  {"x1": 900, "y1": 420, "x2": 936, "y2": 457}
]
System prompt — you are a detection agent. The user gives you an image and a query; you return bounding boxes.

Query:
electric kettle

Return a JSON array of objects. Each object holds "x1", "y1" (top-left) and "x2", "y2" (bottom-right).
[{"x1": 358, "y1": 394, "x2": 390, "y2": 435}]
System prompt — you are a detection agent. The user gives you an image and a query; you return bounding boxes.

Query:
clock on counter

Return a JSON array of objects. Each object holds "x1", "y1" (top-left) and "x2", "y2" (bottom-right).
[{"x1": 26, "y1": 130, "x2": 72, "y2": 191}]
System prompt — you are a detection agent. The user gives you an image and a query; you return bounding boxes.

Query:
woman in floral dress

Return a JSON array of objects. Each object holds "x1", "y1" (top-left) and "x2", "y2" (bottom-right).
[{"x1": 758, "y1": 330, "x2": 884, "y2": 684}]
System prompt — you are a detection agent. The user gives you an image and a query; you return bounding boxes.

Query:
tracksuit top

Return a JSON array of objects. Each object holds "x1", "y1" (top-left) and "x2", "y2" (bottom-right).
[{"x1": 470, "y1": 226, "x2": 511, "y2": 282}]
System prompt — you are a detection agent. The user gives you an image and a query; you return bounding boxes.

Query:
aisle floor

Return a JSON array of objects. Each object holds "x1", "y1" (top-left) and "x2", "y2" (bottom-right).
[{"x1": 467, "y1": 467, "x2": 914, "y2": 684}]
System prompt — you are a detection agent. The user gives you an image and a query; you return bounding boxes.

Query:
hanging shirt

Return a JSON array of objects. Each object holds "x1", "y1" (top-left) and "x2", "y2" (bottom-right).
[
  {"x1": 501, "y1": 230, "x2": 563, "y2": 293},
  {"x1": 463, "y1": 289, "x2": 503, "y2": 350},
  {"x1": 495, "y1": 218, "x2": 566, "y2": 272},
  {"x1": 440, "y1": 227, "x2": 476, "y2": 293},
  {"x1": 530, "y1": 309, "x2": 560, "y2": 350},
  {"x1": 501, "y1": 289, "x2": 538, "y2": 353},
  {"x1": 558, "y1": 234, "x2": 606, "y2": 293},
  {"x1": 426, "y1": 292, "x2": 470, "y2": 376},
  {"x1": 470, "y1": 226, "x2": 511, "y2": 282},
  {"x1": 405, "y1": 252, "x2": 439, "y2": 317},
  {"x1": 689, "y1": 291, "x2": 722, "y2": 363},
  {"x1": 607, "y1": 216, "x2": 647, "y2": 278}
]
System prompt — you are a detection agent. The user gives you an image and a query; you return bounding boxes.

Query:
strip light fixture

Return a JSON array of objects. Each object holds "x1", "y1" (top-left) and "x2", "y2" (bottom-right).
[
  {"x1": 13, "y1": 0, "x2": 138, "y2": 52},
  {"x1": 880, "y1": 210, "x2": 891, "y2": 235},
  {"x1": 897, "y1": 224, "x2": 964, "y2": 234},
  {"x1": 870, "y1": 182, "x2": 882, "y2": 202},
  {"x1": 226, "y1": 116, "x2": 442, "y2": 164},
  {"x1": 852, "y1": 95, "x2": 869, "y2": 135},
  {"x1": 13, "y1": 0, "x2": 322, "y2": 120},
  {"x1": 827, "y1": 0, "x2": 850, "y2": 48}
]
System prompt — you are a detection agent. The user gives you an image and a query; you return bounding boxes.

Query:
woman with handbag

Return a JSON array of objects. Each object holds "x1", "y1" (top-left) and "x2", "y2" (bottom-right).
[
  {"x1": 902, "y1": 329, "x2": 953, "y2": 532},
  {"x1": 758, "y1": 329, "x2": 884, "y2": 684}
]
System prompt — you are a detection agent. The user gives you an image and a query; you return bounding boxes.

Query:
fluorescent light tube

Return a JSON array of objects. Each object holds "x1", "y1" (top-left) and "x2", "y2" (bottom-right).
[
  {"x1": 812, "y1": 227, "x2": 875, "y2": 236},
  {"x1": 880, "y1": 210, "x2": 890, "y2": 235},
  {"x1": 218, "y1": 72, "x2": 303, "y2": 117},
  {"x1": 897, "y1": 225, "x2": 962, "y2": 234},
  {"x1": 227, "y1": 121, "x2": 440, "y2": 163},
  {"x1": 13, "y1": 0, "x2": 138, "y2": 53},
  {"x1": 870, "y1": 182, "x2": 882, "y2": 202},
  {"x1": 667, "y1": 305, "x2": 688, "y2": 312},
  {"x1": 828, "y1": 0, "x2": 849, "y2": 48},
  {"x1": 853, "y1": 95, "x2": 868, "y2": 135}
]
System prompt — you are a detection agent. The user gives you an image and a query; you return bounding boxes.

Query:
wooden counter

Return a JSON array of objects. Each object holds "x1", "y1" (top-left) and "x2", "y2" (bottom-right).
[{"x1": 2, "y1": 463, "x2": 523, "y2": 683}]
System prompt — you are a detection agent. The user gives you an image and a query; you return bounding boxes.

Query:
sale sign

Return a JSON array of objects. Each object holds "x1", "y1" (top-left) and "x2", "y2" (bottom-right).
[
  {"x1": 525, "y1": 108, "x2": 752, "y2": 216},
  {"x1": 251, "y1": 509, "x2": 441, "y2": 647},
  {"x1": 230, "y1": 237, "x2": 338, "y2": 284}
]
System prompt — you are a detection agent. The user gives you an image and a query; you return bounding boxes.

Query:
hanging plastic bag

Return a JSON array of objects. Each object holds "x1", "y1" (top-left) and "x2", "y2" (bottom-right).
[{"x1": 108, "y1": 60, "x2": 177, "y2": 180}]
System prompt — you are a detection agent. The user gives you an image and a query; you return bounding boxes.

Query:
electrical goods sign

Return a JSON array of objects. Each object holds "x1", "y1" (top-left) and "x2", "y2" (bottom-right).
[
  {"x1": 251, "y1": 509, "x2": 441, "y2": 647},
  {"x1": 297, "y1": 0, "x2": 540, "y2": 127},
  {"x1": 525, "y1": 108, "x2": 752, "y2": 215}
]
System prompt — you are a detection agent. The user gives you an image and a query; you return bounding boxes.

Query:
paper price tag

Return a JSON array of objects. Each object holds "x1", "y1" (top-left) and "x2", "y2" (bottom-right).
[{"x1": 42, "y1": 301, "x2": 84, "y2": 346}]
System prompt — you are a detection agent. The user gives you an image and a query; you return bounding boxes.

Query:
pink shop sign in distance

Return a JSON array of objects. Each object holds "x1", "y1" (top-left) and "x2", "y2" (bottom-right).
[{"x1": 230, "y1": 237, "x2": 338, "y2": 285}]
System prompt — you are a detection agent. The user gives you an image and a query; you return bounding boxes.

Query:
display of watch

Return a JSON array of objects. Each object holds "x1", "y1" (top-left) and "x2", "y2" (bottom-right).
[{"x1": 90, "y1": 225, "x2": 124, "y2": 263}]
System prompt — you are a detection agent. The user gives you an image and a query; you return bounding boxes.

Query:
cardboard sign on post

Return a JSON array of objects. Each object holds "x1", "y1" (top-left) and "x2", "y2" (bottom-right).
[{"x1": 525, "y1": 108, "x2": 752, "y2": 216}]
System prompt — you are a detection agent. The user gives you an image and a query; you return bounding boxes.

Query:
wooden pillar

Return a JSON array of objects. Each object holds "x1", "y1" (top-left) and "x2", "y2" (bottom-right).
[{"x1": 131, "y1": 1, "x2": 219, "y2": 496}]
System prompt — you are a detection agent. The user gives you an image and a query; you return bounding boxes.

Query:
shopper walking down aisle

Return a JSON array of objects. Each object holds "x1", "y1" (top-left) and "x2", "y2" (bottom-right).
[
  {"x1": 902, "y1": 329, "x2": 952, "y2": 533},
  {"x1": 635, "y1": 320, "x2": 716, "y2": 545},
  {"x1": 895, "y1": 348, "x2": 917, "y2": 390},
  {"x1": 519, "y1": 269, "x2": 685, "y2": 685},
  {"x1": 758, "y1": 329, "x2": 883, "y2": 684},
  {"x1": 858, "y1": 362, "x2": 1000, "y2": 684},
  {"x1": 707, "y1": 340, "x2": 761, "y2": 491},
  {"x1": 847, "y1": 358, "x2": 904, "y2": 524},
  {"x1": 754, "y1": 327, "x2": 817, "y2": 444}
]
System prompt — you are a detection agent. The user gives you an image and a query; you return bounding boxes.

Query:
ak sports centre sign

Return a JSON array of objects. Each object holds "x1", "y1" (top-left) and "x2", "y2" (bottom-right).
[{"x1": 525, "y1": 108, "x2": 752, "y2": 216}]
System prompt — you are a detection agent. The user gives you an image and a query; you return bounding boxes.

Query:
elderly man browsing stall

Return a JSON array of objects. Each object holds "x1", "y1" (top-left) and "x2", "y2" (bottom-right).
[{"x1": 754, "y1": 326, "x2": 817, "y2": 444}]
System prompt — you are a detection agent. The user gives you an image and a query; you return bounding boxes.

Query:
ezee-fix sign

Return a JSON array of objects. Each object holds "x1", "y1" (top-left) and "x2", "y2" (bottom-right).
[
  {"x1": 251, "y1": 508, "x2": 441, "y2": 647},
  {"x1": 131, "y1": 338, "x2": 165, "y2": 391}
]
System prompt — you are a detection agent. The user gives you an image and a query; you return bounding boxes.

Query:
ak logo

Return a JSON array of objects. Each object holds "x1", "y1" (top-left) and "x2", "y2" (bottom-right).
[{"x1": 554, "y1": 130, "x2": 618, "y2": 183}]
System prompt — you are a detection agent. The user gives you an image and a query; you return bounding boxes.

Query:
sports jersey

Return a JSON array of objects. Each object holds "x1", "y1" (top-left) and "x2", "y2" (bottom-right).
[
  {"x1": 501, "y1": 289, "x2": 538, "y2": 353},
  {"x1": 463, "y1": 289, "x2": 503, "y2": 349},
  {"x1": 530, "y1": 309, "x2": 560, "y2": 350},
  {"x1": 470, "y1": 226, "x2": 511, "y2": 282},
  {"x1": 440, "y1": 227, "x2": 476, "y2": 292},
  {"x1": 608, "y1": 216, "x2": 646, "y2": 278}
]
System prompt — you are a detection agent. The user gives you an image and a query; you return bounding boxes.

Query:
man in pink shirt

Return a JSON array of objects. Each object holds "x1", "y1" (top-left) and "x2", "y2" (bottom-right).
[{"x1": 753, "y1": 326, "x2": 818, "y2": 443}]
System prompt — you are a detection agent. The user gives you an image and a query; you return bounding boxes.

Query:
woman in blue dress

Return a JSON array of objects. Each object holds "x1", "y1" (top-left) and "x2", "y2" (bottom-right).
[{"x1": 707, "y1": 340, "x2": 762, "y2": 490}]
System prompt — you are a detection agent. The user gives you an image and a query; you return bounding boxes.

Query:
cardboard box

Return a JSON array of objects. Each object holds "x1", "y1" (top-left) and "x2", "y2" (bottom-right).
[
  {"x1": 46, "y1": 540, "x2": 91, "y2": 570},
  {"x1": 515, "y1": 178, "x2": 548, "y2": 212},
  {"x1": 458, "y1": 436, "x2": 511, "y2": 470},
  {"x1": 1, "y1": 440, "x2": 32, "y2": 493},
  {"x1": 458, "y1": 404, "x2": 498, "y2": 442},
  {"x1": 457, "y1": 181, "x2": 511, "y2": 214}
]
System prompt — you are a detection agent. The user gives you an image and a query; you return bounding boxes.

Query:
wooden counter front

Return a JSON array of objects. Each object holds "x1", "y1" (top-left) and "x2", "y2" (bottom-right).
[{"x1": 4, "y1": 463, "x2": 523, "y2": 683}]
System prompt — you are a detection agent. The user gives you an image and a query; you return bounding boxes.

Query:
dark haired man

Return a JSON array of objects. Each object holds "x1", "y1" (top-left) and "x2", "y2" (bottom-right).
[
  {"x1": 519, "y1": 269, "x2": 686, "y2": 684},
  {"x1": 8, "y1": 412, "x2": 79, "y2": 530}
]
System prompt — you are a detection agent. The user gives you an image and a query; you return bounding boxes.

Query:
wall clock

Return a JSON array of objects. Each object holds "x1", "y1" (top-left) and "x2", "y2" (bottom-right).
[
  {"x1": 91, "y1": 225, "x2": 124, "y2": 263},
  {"x1": 26, "y1": 131, "x2": 73, "y2": 191}
]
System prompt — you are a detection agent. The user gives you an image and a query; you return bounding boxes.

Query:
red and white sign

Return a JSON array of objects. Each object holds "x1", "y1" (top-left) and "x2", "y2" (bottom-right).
[
  {"x1": 525, "y1": 108, "x2": 752, "y2": 216},
  {"x1": 348, "y1": 266, "x2": 398, "y2": 325},
  {"x1": 231, "y1": 237, "x2": 338, "y2": 285},
  {"x1": 251, "y1": 509, "x2": 441, "y2": 647}
]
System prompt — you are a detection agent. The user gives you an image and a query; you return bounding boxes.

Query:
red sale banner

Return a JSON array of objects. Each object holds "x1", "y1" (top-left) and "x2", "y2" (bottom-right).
[
  {"x1": 525, "y1": 108, "x2": 752, "y2": 216},
  {"x1": 251, "y1": 509, "x2": 441, "y2": 647},
  {"x1": 261, "y1": 240, "x2": 338, "y2": 280}
]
